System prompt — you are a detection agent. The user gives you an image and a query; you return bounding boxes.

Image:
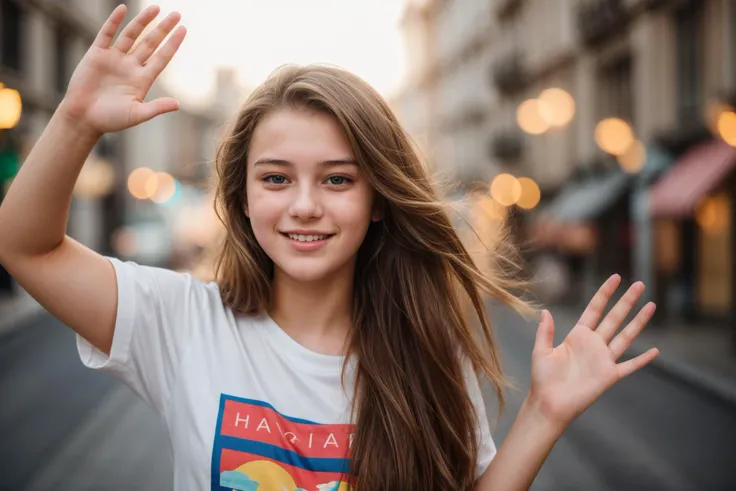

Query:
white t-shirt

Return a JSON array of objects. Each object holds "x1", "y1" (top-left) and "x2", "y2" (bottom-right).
[{"x1": 77, "y1": 257, "x2": 496, "y2": 490}]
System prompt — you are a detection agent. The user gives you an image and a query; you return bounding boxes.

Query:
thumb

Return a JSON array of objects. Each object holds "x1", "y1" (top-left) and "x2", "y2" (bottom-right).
[
  {"x1": 132, "y1": 97, "x2": 180, "y2": 124},
  {"x1": 533, "y1": 309, "x2": 555, "y2": 355}
]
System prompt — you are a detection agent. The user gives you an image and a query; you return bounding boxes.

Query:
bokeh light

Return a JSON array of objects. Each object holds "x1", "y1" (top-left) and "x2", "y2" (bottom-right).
[
  {"x1": 538, "y1": 88, "x2": 575, "y2": 128},
  {"x1": 616, "y1": 140, "x2": 646, "y2": 173},
  {"x1": 0, "y1": 86, "x2": 22, "y2": 129},
  {"x1": 128, "y1": 167, "x2": 156, "y2": 199},
  {"x1": 150, "y1": 172, "x2": 177, "y2": 204},
  {"x1": 696, "y1": 194, "x2": 730, "y2": 235},
  {"x1": 516, "y1": 177, "x2": 541, "y2": 209},
  {"x1": 73, "y1": 156, "x2": 116, "y2": 199},
  {"x1": 490, "y1": 173, "x2": 522, "y2": 206},
  {"x1": 517, "y1": 99, "x2": 550, "y2": 135},
  {"x1": 717, "y1": 110, "x2": 736, "y2": 147},
  {"x1": 595, "y1": 118, "x2": 634, "y2": 156}
]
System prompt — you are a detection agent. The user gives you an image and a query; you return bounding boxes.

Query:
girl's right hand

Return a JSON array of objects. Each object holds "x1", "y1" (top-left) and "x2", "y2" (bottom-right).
[{"x1": 58, "y1": 4, "x2": 186, "y2": 137}]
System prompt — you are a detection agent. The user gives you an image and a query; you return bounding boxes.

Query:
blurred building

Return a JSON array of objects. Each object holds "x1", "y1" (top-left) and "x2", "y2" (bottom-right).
[
  {"x1": 0, "y1": 0, "x2": 247, "y2": 294},
  {"x1": 397, "y1": 0, "x2": 736, "y2": 345},
  {"x1": 0, "y1": 0, "x2": 128, "y2": 298}
]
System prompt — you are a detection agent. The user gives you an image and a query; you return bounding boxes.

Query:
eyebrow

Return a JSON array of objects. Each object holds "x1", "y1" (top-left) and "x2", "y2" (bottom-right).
[{"x1": 253, "y1": 158, "x2": 358, "y2": 167}]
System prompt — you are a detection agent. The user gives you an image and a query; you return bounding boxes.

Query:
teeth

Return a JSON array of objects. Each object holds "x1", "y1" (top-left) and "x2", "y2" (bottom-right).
[{"x1": 288, "y1": 234, "x2": 328, "y2": 242}]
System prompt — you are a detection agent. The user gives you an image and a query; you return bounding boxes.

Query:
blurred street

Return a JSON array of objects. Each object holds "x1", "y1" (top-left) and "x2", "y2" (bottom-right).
[{"x1": 1, "y1": 307, "x2": 735, "y2": 491}]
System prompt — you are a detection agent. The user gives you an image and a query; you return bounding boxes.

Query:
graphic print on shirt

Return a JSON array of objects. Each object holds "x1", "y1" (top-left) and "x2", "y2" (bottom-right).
[{"x1": 211, "y1": 394, "x2": 354, "y2": 491}]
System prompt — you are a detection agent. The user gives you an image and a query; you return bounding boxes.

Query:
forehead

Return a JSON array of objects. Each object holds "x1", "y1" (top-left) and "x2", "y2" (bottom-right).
[{"x1": 248, "y1": 109, "x2": 354, "y2": 166}]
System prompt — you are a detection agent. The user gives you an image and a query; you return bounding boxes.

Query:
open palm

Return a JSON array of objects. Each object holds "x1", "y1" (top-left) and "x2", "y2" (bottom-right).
[
  {"x1": 59, "y1": 4, "x2": 186, "y2": 135},
  {"x1": 530, "y1": 275, "x2": 659, "y2": 427}
]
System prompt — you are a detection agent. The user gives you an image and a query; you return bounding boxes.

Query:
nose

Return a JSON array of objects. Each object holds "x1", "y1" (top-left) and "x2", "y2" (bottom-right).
[{"x1": 288, "y1": 183, "x2": 323, "y2": 221}]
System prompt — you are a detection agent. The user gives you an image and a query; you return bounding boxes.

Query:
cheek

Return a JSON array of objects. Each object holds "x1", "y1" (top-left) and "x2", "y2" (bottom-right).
[
  {"x1": 245, "y1": 185, "x2": 282, "y2": 233},
  {"x1": 331, "y1": 190, "x2": 374, "y2": 230}
]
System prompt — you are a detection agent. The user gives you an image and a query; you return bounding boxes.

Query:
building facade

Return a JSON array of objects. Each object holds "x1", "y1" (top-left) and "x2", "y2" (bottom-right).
[
  {"x1": 0, "y1": 0, "x2": 130, "y2": 298},
  {"x1": 397, "y1": 0, "x2": 736, "y2": 342},
  {"x1": 0, "y1": 0, "x2": 244, "y2": 296}
]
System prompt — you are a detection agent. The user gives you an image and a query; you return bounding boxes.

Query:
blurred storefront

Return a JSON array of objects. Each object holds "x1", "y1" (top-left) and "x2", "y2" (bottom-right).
[
  {"x1": 650, "y1": 138, "x2": 736, "y2": 327},
  {"x1": 531, "y1": 164, "x2": 634, "y2": 302}
]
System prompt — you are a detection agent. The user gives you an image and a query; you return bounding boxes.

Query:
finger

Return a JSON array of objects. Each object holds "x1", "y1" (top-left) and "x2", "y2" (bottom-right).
[
  {"x1": 143, "y1": 26, "x2": 187, "y2": 80},
  {"x1": 131, "y1": 11, "x2": 182, "y2": 64},
  {"x1": 533, "y1": 310, "x2": 555, "y2": 355},
  {"x1": 131, "y1": 97, "x2": 180, "y2": 125},
  {"x1": 92, "y1": 4, "x2": 128, "y2": 48},
  {"x1": 112, "y1": 4, "x2": 161, "y2": 53},
  {"x1": 616, "y1": 348, "x2": 659, "y2": 379},
  {"x1": 577, "y1": 274, "x2": 621, "y2": 329},
  {"x1": 595, "y1": 281, "x2": 645, "y2": 343},
  {"x1": 608, "y1": 301, "x2": 656, "y2": 359}
]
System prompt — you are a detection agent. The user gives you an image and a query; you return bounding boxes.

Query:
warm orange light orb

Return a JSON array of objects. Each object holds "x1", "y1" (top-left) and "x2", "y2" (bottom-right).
[
  {"x1": 538, "y1": 88, "x2": 575, "y2": 128},
  {"x1": 517, "y1": 99, "x2": 550, "y2": 135},
  {"x1": 516, "y1": 177, "x2": 541, "y2": 209},
  {"x1": 595, "y1": 118, "x2": 634, "y2": 156},
  {"x1": 490, "y1": 173, "x2": 522, "y2": 206}
]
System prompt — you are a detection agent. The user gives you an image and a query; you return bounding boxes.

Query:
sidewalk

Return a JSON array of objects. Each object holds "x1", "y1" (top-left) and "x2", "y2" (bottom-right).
[
  {"x1": 550, "y1": 305, "x2": 736, "y2": 408},
  {"x1": 0, "y1": 287, "x2": 46, "y2": 337}
]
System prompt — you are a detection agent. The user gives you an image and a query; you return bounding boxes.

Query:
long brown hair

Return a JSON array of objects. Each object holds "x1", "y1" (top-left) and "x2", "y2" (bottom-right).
[{"x1": 212, "y1": 64, "x2": 531, "y2": 489}]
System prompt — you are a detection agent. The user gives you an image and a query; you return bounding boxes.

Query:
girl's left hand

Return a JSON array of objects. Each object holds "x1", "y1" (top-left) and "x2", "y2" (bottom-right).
[{"x1": 529, "y1": 274, "x2": 659, "y2": 429}]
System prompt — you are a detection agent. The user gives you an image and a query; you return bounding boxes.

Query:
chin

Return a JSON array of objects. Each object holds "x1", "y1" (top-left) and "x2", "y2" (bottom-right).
[{"x1": 274, "y1": 260, "x2": 346, "y2": 284}]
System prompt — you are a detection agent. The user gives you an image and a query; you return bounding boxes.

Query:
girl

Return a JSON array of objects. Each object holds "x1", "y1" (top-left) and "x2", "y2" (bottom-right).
[{"x1": 0, "y1": 5, "x2": 659, "y2": 490}]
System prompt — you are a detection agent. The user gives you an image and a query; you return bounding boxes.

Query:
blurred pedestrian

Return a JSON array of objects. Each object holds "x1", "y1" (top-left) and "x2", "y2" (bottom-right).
[{"x1": 0, "y1": 4, "x2": 660, "y2": 490}]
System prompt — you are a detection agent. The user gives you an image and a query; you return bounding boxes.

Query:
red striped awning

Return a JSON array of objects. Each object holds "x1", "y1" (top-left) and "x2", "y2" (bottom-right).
[{"x1": 649, "y1": 139, "x2": 736, "y2": 217}]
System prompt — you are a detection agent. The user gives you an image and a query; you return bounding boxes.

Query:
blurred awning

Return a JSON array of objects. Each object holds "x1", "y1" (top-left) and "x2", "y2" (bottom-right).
[
  {"x1": 649, "y1": 139, "x2": 736, "y2": 217},
  {"x1": 541, "y1": 171, "x2": 630, "y2": 223}
]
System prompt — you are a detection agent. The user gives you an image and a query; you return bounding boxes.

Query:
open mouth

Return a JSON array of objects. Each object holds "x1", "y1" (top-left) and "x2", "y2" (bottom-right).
[{"x1": 280, "y1": 232, "x2": 335, "y2": 243}]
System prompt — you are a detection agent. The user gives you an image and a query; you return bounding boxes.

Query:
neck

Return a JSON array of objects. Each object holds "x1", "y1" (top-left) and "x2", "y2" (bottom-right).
[{"x1": 269, "y1": 262, "x2": 355, "y2": 355}]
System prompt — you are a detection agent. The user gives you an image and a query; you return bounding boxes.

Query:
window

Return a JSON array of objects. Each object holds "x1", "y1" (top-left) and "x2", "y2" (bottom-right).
[
  {"x1": 54, "y1": 26, "x2": 70, "y2": 94},
  {"x1": 675, "y1": 2, "x2": 703, "y2": 123},
  {"x1": 1, "y1": 0, "x2": 23, "y2": 72}
]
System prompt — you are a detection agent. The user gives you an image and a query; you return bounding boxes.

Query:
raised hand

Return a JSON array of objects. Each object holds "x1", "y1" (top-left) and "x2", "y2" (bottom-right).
[
  {"x1": 529, "y1": 275, "x2": 659, "y2": 428},
  {"x1": 58, "y1": 4, "x2": 186, "y2": 137}
]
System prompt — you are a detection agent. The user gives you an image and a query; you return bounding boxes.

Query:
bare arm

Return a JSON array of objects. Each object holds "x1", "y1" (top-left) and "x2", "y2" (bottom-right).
[
  {"x1": 474, "y1": 395, "x2": 563, "y2": 491},
  {"x1": 476, "y1": 281, "x2": 659, "y2": 490},
  {"x1": 0, "y1": 111, "x2": 117, "y2": 352},
  {"x1": 0, "y1": 4, "x2": 186, "y2": 354}
]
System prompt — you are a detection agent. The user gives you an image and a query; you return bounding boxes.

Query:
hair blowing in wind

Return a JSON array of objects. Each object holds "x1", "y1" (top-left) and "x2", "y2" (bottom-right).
[{"x1": 211, "y1": 64, "x2": 531, "y2": 490}]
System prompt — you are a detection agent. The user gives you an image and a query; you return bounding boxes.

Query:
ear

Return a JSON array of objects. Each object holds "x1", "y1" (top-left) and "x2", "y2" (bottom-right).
[{"x1": 244, "y1": 202, "x2": 250, "y2": 218}]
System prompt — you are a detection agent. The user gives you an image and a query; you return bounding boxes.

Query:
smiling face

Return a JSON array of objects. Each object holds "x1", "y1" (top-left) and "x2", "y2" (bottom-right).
[{"x1": 245, "y1": 108, "x2": 380, "y2": 284}]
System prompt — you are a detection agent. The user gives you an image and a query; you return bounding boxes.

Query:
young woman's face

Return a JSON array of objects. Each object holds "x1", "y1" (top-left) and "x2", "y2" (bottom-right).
[{"x1": 246, "y1": 108, "x2": 379, "y2": 283}]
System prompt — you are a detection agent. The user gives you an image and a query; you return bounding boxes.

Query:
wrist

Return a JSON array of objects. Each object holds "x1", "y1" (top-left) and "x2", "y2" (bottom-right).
[
  {"x1": 55, "y1": 101, "x2": 103, "y2": 144},
  {"x1": 520, "y1": 392, "x2": 568, "y2": 438}
]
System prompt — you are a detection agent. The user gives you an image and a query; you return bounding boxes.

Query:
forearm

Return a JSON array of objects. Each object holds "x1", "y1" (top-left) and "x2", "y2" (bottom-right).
[
  {"x1": 0, "y1": 106, "x2": 100, "y2": 258},
  {"x1": 475, "y1": 394, "x2": 565, "y2": 491}
]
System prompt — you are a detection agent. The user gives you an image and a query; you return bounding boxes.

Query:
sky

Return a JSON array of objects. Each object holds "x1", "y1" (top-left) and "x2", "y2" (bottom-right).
[{"x1": 139, "y1": 0, "x2": 408, "y2": 105}]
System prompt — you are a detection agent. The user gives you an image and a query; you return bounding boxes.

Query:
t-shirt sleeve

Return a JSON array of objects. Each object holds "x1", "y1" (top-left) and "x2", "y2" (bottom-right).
[
  {"x1": 465, "y1": 360, "x2": 497, "y2": 478},
  {"x1": 76, "y1": 256, "x2": 221, "y2": 415}
]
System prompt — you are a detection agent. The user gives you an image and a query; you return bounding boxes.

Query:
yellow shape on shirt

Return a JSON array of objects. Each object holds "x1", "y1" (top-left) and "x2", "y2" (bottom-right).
[{"x1": 236, "y1": 460, "x2": 297, "y2": 491}]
